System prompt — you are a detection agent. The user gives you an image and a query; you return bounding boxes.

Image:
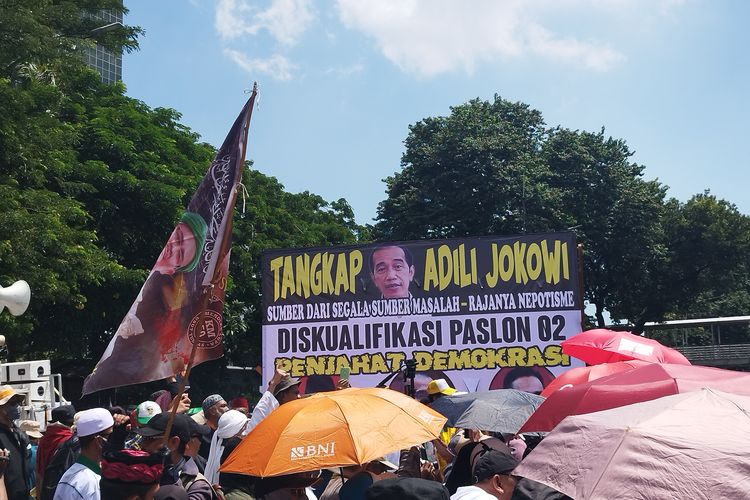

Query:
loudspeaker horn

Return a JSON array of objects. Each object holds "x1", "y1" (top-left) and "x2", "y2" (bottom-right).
[{"x1": 0, "y1": 280, "x2": 31, "y2": 316}]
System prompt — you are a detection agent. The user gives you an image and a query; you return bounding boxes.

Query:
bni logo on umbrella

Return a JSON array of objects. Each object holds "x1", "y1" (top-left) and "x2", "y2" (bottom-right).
[{"x1": 290, "y1": 442, "x2": 336, "y2": 460}]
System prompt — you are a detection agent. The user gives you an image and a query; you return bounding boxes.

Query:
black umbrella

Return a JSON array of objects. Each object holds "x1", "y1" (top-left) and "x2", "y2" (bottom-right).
[{"x1": 430, "y1": 390, "x2": 544, "y2": 434}]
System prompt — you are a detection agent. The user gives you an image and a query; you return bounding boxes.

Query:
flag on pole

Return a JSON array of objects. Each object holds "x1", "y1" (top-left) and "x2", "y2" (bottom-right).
[{"x1": 83, "y1": 90, "x2": 257, "y2": 395}]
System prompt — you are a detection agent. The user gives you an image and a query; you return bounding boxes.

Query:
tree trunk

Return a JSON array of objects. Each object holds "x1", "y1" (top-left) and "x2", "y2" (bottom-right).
[{"x1": 595, "y1": 302, "x2": 606, "y2": 327}]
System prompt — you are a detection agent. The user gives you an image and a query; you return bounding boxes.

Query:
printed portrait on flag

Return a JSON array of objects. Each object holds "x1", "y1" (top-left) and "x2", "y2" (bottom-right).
[{"x1": 83, "y1": 93, "x2": 256, "y2": 395}]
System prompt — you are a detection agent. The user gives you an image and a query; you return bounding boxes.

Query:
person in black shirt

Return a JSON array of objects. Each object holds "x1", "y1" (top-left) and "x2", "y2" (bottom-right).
[{"x1": 0, "y1": 386, "x2": 29, "y2": 500}]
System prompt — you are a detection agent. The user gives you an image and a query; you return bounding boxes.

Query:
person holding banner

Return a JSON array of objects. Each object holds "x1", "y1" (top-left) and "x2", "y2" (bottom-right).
[{"x1": 369, "y1": 245, "x2": 416, "y2": 299}]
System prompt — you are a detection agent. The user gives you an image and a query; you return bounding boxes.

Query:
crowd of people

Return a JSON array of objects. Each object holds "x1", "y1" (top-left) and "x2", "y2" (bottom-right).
[{"x1": 0, "y1": 370, "x2": 565, "y2": 500}]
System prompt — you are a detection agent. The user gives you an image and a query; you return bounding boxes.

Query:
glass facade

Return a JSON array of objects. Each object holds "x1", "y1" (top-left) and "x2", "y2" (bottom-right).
[{"x1": 83, "y1": 8, "x2": 123, "y2": 84}]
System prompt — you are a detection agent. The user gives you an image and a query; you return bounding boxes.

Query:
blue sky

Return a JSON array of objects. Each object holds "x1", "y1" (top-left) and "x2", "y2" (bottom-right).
[{"x1": 123, "y1": 0, "x2": 749, "y2": 225}]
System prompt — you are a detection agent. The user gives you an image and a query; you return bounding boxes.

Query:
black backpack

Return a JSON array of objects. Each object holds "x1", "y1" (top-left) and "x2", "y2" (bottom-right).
[{"x1": 39, "y1": 435, "x2": 80, "y2": 500}]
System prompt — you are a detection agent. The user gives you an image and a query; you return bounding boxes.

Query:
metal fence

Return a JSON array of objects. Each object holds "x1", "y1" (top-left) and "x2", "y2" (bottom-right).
[{"x1": 674, "y1": 344, "x2": 750, "y2": 367}]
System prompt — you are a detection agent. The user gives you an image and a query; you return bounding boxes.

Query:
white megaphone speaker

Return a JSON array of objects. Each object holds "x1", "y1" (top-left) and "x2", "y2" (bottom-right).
[{"x1": 0, "y1": 280, "x2": 31, "y2": 316}]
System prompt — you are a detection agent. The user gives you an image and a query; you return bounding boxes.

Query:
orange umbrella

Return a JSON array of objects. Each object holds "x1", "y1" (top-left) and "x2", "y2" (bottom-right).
[
  {"x1": 540, "y1": 360, "x2": 649, "y2": 397},
  {"x1": 220, "y1": 387, "x2": 447, "y2": 477}
]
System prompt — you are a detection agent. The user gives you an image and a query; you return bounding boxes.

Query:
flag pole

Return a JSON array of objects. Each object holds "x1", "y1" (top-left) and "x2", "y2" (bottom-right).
[{"x1": 161, "y1": 84, "x2": 257, "y2": 443}]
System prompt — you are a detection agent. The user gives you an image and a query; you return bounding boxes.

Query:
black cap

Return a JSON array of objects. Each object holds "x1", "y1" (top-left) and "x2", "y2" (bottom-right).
[
  {"x1": 136, "y1": 413, "x2": 190, "y2": 443},
  {"x1": 366, "y1": 478, "x2": 450, "y2": 500},
  {"x1": 188, "y1": 418, "x2": 211, "y2": 437},
  {"x1": 51, "y1": 405, "x2": 76, "y2": 425},
  {"x1": 154, "y1": 484, "x2": 189, "y2": 500},
  {"x1": 473, "y1": 450, "x2": 520, "y2": 482},
  {"x1": 273, "y1": 374, "x2": 300, "y2": 396}
]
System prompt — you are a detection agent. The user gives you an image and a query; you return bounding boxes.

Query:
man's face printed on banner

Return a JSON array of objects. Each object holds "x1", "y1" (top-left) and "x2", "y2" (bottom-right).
[
  {"x1": 154, "y1": 222, "x2": 198, "y2": 275},
  {"x1": 371, "y1": 246, "x2": 415, "y2": 299},
  {"x1": 510, "y1": 375, "x2": 544, "y2": 395}
]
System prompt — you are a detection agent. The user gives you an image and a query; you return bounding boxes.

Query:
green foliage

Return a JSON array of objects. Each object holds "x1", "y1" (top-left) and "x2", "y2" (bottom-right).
[
  {"x1": 223, "y1": 170, "x2": 367, "y2": 365},
  {"x1": 376, "y1": 96, "x2": 750, "y2": 337},
  {"x1": 0, "y1": 2, "x2": 364, "y2": 370},
  {"x1": 542, "y1": 127, "x2": 668, "y2": 327},
  {"x1": 377, "y1": 96, "x2": 560, "y2": 239},
  {"x1": 0, "y1": 0, "x2": 142, "y2": 84},
  {"x1": 654, "y1": 193, "x2": 750, "y2": 342}
]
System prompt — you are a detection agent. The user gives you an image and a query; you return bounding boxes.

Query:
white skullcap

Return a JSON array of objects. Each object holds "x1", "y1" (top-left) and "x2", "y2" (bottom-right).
[{"x1": 76, "y1": 408, "x2": 114, "y2": 437}]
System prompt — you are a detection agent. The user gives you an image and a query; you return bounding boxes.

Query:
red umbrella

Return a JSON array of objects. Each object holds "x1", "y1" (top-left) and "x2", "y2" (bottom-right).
[
  {"x1": 561, "y1": 328, "x2": 691, "y2": 365},
  {"x1": 540, "y1": 360, "x2": 649, "y2": 398},
  {"x1": 520, "y1": 363, "x2": 750, "y2": 432}
]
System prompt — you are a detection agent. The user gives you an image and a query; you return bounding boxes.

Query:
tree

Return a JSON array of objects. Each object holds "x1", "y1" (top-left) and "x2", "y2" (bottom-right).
[
  {"x1": 542, "y1": 128, "x2": 668, "y2": 328},
  {"x1": 376, "y1": 98, "x2": 672, "y2": 330},
  {"x1": 375, "y1": 96, "x2": 561, "y2": 240},
  {"x1": 0, "y1": 0, "x2": 142, "y2": 84},
  {"x1": 649, "y1": 193, "x2": 750, "y2": 345},
  {"x1": 1, "y1": 2, "x2": 365, "y2": 370}
]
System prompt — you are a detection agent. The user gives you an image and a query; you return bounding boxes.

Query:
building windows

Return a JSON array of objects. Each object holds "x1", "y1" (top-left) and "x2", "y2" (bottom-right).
[{"x1": 83, "y1": 6, "x2": 123, "y2": 84}]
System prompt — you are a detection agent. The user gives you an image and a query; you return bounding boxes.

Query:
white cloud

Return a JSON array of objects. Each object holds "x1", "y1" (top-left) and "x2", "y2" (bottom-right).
[
  {"x1": 525, "y1": 24, "x2": 625, "y2": 71},
  {"x1": 335, "y1": 0, "x2": 631, "y2": 77},
  {"x1": 224, "y1": 49, "x2": 295, "y2": 81},
  {"x1": 215, "y1": 0, "x2": 314, "y2": 46},
  {"x1": 324, "y1": 63, "x2": 364, "y2": 77}
]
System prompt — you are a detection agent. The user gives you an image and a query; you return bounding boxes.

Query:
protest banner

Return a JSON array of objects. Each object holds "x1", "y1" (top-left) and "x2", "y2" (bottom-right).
[{"x1": 262, "y1": 232, "x2": 584, "y2": 397}]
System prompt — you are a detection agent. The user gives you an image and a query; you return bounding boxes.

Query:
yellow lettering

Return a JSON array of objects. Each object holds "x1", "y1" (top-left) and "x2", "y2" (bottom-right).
[
  {"x1": 334, "y1": 253, "x2": 348, "y2": 295},
  {"x1": 351, "y1": 354, "x2": 369, "y2": 374},
  {"x1": 452, "y1": 247, "x2": 460, "y2": 286},
  {"x1": 349, "y1": 250, "x2": 362, "y2": 293},
  {"x1": 275, "y1": 358, "x2": 292, "y2": 372},
  {"x1": 447, "y1": 349, "x2": 472, "y2": 370},
  {"x1": 513, "y1": 242, "x2": 528, "y2": 284},
  {"x1": 507, "y1": 347, "x2": 526, "y2": 366},
  {"x1": 459, "y1": 244, "x2": 471, "y2": 287},
  {"x1": 371, "y1": 353, "x2": 389, "y2": 373},
  {"x1": 333, "y1": 354, "x2": 349, "y2": 374},
  {"x1": 499, "y1": 244, "x2": 514, "y2": 282},
  {"x1": 541, "y1": 240, "x2": 561, "y2": 284},
  {"x1": 470, "y1": 247, "x2": 477, "y2": 285},
  {"x1": 423, "y1": 248, "x2": 439, "y2": 291},
  {"x1": 438, "y1": 245, "x2": 452, "y2": 290},
  {"x1": 322, "y1": 253, "x2": 335, "y2": 294},
  {"x1": 281, "y1": 255, "x2": 295, "y2": 298},
  {"x1": 306, "y1": 356, "x2": 325, "y2": 374},
  {"x1": 386, "y1": 352, "x2": 406, "y2": 371},
  {"x1": 270, "y1": 257, "x2": 283, "y2": 301},
  {"x1": 433, "y1": 351, "x2": 448, "y2": 370},
  {"x1": 295, "y1": 254, "x2": 311, "y2": 298},
  {"x1": 526, "y1": 243, "x2": 542, "y2": 281},
  {"x1": 470, "y1": 349, "x2": 488, "y2": 369},
  {"x1": 291, "y1": 357, "x2": 305, "y2": 377},
  {"x1": 414, "y1": 351, "x2": 432, "y2": 370},
  {"x1": 526, "y1": 346, "x2": 545, "y2": 366},
  {"x1": 485, "y1": 243, "x2": 499, "y2": 288},
  {"x1": 310, "y1": 253, "x2": 322, "y2": 295}
]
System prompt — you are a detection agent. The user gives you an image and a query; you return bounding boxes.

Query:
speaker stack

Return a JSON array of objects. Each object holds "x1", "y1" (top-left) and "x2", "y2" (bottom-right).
[{"x1": 2, "y1": 361, "x2": 53, "y2": 427}]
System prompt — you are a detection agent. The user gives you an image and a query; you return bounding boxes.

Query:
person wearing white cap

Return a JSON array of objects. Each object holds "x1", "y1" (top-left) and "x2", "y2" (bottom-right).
[
  {"x1": 204, "y1": 409, "x2": 248, "y2": 485},
  {"x1": 53, "y1": 408, "x2": 114, "y2": 500}
]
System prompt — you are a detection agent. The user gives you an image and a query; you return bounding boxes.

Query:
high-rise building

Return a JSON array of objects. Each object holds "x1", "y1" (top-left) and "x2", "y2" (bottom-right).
[{"x1": 83, "y1": 7, "x2": 123, "y2": 84}]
